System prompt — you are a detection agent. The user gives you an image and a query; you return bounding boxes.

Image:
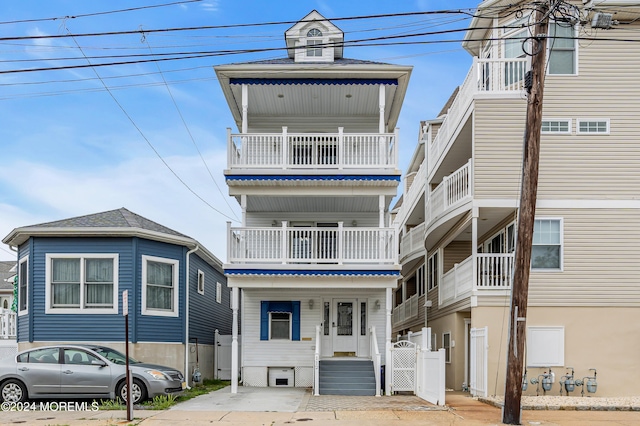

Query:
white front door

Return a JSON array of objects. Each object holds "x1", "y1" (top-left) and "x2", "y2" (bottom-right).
[{"x1": 332, "y1": 299, "x2": 357, "y2": 355}]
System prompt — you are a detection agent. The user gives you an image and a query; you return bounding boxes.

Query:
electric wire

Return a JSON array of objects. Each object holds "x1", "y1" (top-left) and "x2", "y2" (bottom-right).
[
  {"x1": 65, "y1": 27, "x2": 238, "y2": 223},
  {"x1": 142, "y1": 32, "x2": 239, "y2": 221}
]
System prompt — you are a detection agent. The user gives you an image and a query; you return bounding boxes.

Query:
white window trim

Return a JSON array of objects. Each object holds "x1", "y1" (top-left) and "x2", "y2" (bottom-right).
[
  {"x1": 442, "y1": 332, "x2": 452, "y2": 364},
  {"x1": 141, "y1": 255, "x2": 179, "y2": 317},
  {"x1": 45, "y1": 253, "x2": 119, "y2": 315},
  {"x1": 541, "y1": 118, "x2": 572, "y2": 134},
  {"x1": 427, "y1": 250, "x2": 440, "y2": 291},
  {"x1": 546, "y1": 20, "x2": 579, "y2": 76},
  {"x1": 197, "y1": 270, "x2": 205, "y2": 295},
  {"x1": 216, "y1": 282, "x2": 222, "y2": 304},
  {"x1": 269, "y1": 311, "x2": 292, "y2": 340},
  {"x1": 532, "y1": 217, "x2": 564, "y2": 272},
  {"x1": 18, "y1": 255, "x2": 28, "y2": 316},
  {"x1": 577, "y1": 118, "x2": 610, "y2": 135}
]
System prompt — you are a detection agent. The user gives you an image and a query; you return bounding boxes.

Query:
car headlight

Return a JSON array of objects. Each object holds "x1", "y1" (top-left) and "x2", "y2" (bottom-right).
[{"x1": 145, "y1": 370, "x2": 170, "y2": 380}]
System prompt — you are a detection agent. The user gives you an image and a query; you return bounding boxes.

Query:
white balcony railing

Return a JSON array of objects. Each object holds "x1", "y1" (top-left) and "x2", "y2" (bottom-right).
[
  {"x1": 227, "y1": 127, "x2": 398, "y2": 171},
  {"x1": 0, "y1": 308, "x2": 16, "y2": 339},
  {"x1": 392, "y1": 293, "x2": 420, "y2": 327},
  {"x1": 227, "y1": 222, "x2": 397, "y2": 265},
  {"x1": 395, "y1": 157, "x2": 427, "y2": 227},
  {"x1": 399, "y1": 223, "x2": 426, "y2": 262},
  {"x1": 426, "y1": 159, "x2": 472, "y2": 225},
  {"x1": 439, "y1": 253, "x2": 514, "y2": 307},
  {"x1": 428, "y1": 57, "x2": 528, "y2": 175}
]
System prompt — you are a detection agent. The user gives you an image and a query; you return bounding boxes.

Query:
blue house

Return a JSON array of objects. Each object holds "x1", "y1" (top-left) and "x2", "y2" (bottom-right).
[{"x1": 1, "y1": 208, "x2": 231, "y2": 384}]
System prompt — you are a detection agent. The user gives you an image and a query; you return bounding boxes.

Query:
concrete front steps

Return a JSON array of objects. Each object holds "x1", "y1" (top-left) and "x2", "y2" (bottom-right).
[{"x1": 318, "y1": 359, "x2": 377, "y2": 396}]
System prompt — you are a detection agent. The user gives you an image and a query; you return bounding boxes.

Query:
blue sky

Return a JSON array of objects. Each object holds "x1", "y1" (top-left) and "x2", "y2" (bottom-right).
[{"x1": 0, "y1": 0, "x2": 479, "y2": 261}]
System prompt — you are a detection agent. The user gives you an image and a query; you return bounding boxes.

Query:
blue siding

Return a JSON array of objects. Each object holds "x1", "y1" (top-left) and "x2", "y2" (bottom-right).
[
  {"x1": 135, "y1": 238, "x2": 185, "y2": 343},
  {"x1": 188, "y1": 254, "x2": 230, "y2": 345},
  {"x1": 29, "y1": 237, "x2": 135, "y2": 342},
  {"x1": 21, "y1": 236, "x2": 193, "y2": 344}
]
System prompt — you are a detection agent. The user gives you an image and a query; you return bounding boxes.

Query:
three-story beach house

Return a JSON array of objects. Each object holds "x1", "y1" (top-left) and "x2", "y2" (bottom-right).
[
  {"x1": 217, "y1": 11, "x2": 412, "y2": 395},
  {"x1": 393, "y1": 0, "x2": 640, "y2": 397}
]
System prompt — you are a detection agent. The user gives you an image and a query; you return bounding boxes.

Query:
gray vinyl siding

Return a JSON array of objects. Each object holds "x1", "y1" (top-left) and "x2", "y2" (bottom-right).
[
  {"x1": 136, "y1": 239, "x2": 185, "y2": 343},
  {"x1": 443, "y1": 241, "x2": 471, "y2": 273},
  {"x1": 188, "y1": 254, "x2": 231, "y2": 345}
]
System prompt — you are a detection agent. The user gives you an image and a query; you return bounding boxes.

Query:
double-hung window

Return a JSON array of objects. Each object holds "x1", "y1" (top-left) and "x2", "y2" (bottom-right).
[
  {"x1": 532, "y1": 219, "x2": 563, "y2": 270},
  {"x1": 427, "y1": 251, "x2": 439, "y2": 291},
  {"x1": 18, "y1": 256, "x2": 28, "y2": 315},
  {"x1": 46, "y1": 254, "x2": 118, "y2": 314},
  {"x1": 142, "y1": 255, "x2": 179, "y2": 317},
  {"x1": 306, "y1": 28, "x2": 323, "y2": 57},
  {"x1": 548, "y1": 22, "x2": 576, "y2": 75}
]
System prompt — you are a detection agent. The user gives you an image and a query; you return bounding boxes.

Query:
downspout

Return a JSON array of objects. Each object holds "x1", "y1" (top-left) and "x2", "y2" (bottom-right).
[{"x1": 184, "y1": 245, "x2": 198, "y2": 389}]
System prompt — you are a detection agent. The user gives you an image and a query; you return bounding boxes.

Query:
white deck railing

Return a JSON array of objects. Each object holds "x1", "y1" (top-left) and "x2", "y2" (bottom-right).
[
  {"x1": 428, "y1": 57, "x2": 528, "y2": 175},
  {"x1": 228, "y1": 127, "x2": 398, "y2": 170},
  {"x1": 0, "y1": 308, "x2": 16, "y2": 339},
  {"x1": 399, "y1": 222, "x2": 426, "y2": 262},
  {"x1": 426, "y1": 159, "x2": 472, "y2": 225},
  {"x1": 227, "y1": 222, "x2": 397, "y2": 265},
  {"x1": 439, "y1": 253, "x2": 514, "y2": 307},
  {"x1": 395, "y1": 158, "x2": 427, "y2": 226},
  {"x1": 392, "y1": 293, "x2": 420, "y2": 327},
  {"x1": 370, "y1": 326, "x2": 381, "y2": 397}
]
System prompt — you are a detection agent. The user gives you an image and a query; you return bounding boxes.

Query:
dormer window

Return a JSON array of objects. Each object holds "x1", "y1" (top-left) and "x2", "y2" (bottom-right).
[{"x1": 306, "y1": 28, "x2": 323, "y2": 57}]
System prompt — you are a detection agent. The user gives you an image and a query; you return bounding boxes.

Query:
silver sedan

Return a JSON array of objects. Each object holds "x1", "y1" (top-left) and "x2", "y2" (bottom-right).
[{"x1": 0, "y1": 344, "x2": 185, "y2": 404}]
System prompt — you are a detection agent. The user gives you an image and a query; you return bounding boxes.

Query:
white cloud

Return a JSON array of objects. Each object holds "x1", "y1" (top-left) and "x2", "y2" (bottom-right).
[
  {"x1": 200, "y1": 1, "x2": 220, "y2": 12},
  {"x1": 0, "y1": 149, "x2": 239, "y2": 262}
]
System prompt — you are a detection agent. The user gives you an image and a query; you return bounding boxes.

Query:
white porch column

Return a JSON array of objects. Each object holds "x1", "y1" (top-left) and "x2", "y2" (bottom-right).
[
  {"x1": 379, "y1": 195, "x2": 385, "y2": 227},
  {"x1": 378, "y1": 84, "x2": 386, "y2": 133},
  {"x1": 241, "y1": 84, "x2": 248, "y2": 134},
  {"x1": 230, "y1": 286, "x2": 239, "y2": 393},
  {"x1": 385, "y1": 287, "x2": 392, "y2": 395},
  {"x1": 241, "y1": 195, "x2": 247, "y2": 226},
  {"x1": 472, "y1": 207, "x2": 478, "y2": 295}
]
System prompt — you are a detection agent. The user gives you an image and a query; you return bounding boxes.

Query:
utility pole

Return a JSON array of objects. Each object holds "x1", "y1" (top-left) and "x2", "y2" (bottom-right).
[{"x1": 502, "y1": 1, "x2": 550, "y2": 424}]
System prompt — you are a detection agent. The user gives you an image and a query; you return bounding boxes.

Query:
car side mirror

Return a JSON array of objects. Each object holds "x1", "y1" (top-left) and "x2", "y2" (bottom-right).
[{"x1": 91, "y1": 360, "x2": 107, "y2": 367}]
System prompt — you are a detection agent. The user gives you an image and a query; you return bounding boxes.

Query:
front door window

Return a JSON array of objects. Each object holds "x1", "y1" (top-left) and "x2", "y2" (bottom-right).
[{"x1": 336, "y1": 302, "x2": 353, "y2": 336}]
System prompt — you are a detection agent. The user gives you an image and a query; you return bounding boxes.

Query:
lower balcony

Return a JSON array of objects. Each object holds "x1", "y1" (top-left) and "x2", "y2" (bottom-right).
[
  {"x1": 392, "y1": 293, "x2": 421, "y2": 328},
  {"x1": 227, "y1": 223, "x2": 397, "y2": 265},
  {"x1": 439, "y1": 253, "x2": 514, "y2": 308}
]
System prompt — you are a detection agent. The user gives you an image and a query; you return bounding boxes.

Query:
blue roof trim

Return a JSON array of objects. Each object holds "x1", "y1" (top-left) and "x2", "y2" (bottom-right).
[
  {"x1": 225, "y1": 175, "x2": 400, "y2": 182},
  {"x1": 225, "y1": 269, "x2": 400, "y2": 277},
  {"x1": 230, "y1": 78, "x2": 398, "y2": 86}
]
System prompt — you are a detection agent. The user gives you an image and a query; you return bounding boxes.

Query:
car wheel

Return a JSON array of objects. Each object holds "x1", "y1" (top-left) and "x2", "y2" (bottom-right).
[
  {"x1": 117, "y1": 378, "x2": 147, "y2": 404},
  {"x1": 1, "y1": 379, "x2": 27, "y2": 403}
]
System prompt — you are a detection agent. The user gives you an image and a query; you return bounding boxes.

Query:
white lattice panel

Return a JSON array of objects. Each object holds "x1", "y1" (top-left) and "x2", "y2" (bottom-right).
[
  {"x1": 391, "y1": 340, "x2": 417, "y2": 392},
  {"x1": 242, "y1": 367, "x2": 268, "y2": 387},
  {"x1": 295, "y1": 367, "x2": 313, "y2": 387}
]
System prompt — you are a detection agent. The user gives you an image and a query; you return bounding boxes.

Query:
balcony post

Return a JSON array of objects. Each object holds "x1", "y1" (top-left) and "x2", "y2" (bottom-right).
[
  {"x1": 241, "y1": 84, "x2": 248, "y2": 133},
  {"x1": 394, "y1": 127, "x2": 399, "y2": 167},
  {"x1": 281, "y1": 127, "x2": 288, "y2": 169},
  {"x1": 226, "y1": 127, "x2": 232, "y2": 168},
  {"x1": 226, "y1": 221, "x2": 231, "y2": 263},
  {"x1": 338, "y1": 127, "x2": 344, "y2": 170},
  {"x1": 281, "y1": 220, "x2": 288, "y2": 264},
  {"x1": 472, "y1": 207, "x2": 478, "y2": 291},
  {"x1": 337, "y1": 221, "x2": 344, "y2": 265}
]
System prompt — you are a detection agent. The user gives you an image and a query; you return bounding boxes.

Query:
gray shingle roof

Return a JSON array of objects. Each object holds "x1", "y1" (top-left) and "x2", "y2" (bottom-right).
[
  {"x1": 31, "y1": 208, "x2": 189, "y2": 239},
  {"x1": 224, "y1": 57, "x2": 394, "y2": 66},
  {"x1": 0, "y1": 261, "x2": 15, "y2": 290}
]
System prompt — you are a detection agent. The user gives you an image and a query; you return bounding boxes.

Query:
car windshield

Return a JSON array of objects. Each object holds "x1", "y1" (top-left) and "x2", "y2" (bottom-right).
[{"x1": 91, "y1": 347, "x2": 141, "y2": 365}]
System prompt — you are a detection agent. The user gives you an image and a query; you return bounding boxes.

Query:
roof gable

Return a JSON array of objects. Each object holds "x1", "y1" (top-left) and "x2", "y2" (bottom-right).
[{"x1": 285, "y1": 10, "x2": 344, "y2": 62}]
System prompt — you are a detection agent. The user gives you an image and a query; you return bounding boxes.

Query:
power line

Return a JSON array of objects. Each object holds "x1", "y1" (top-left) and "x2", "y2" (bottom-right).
[
  {"x1": 65, "y1": 29, "x2": 239, "y2": 223},
  {"x1": 0, "y1": 0, "x2": 202, "y2": 25}
]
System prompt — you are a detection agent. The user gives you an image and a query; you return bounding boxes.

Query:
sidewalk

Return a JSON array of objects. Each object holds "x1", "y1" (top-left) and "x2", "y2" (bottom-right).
[{"x1": 1, "y1": 389, "x2": 639, "y2": 425}]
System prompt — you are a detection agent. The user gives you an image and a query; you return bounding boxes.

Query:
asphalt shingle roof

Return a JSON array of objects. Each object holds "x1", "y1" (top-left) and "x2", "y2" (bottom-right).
[
  {"x1": 31, "y1": 208, "x2": 189, "y2": 239},
  {"x1": 224, "y1": 57, "x2": 394, "y2": 66}
]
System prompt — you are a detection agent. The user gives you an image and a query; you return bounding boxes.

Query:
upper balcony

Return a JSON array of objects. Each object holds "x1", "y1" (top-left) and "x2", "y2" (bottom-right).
[
  {"x1": 399, "y1": 222, "x2": 426, "y2": 264},
  {"x1": 428, "y1": 57, "x2": 527, "y2": 180},
  {"x1": 226, "y1": 127, "x2": 398, "y2": 174},
  {"x1": 227, "y1": 221, "x2": 397, "y2": 266},
  {"x1": 439, "y1": 253, "x2": 514, "y2": 308}
]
